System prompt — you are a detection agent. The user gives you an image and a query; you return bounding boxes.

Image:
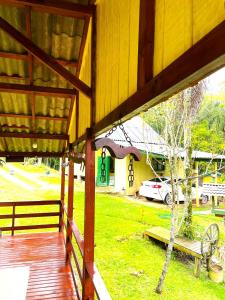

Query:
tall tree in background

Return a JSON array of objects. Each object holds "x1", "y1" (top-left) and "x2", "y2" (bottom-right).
[
  {"x1": 181, "y1": 83, "x2": 205, "y2": 240},
  {"x1": 144, "y1": 85, "x2": 225, "y2": 155},
  {"x1": 143, "y1": 82, "x2": 205, "y2": 294}
]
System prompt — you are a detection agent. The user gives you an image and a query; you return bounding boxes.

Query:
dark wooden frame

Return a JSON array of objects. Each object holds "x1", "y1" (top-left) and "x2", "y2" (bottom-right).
[
  {"x1": 137, "y1": 0, "x2": 155, "y2": 89},
  {"x1": 66, "y1": 156, "x2": 74, "y2": 263},
  {"x1": 60, "y1": 156, "x2": 66, "y2": 232},
  {"x1": 83, "y1": 128, "x2": 95, "y2": 299},
  {"x1": 0, "y1": 82, "x2": 76, "y2": 97},
  {"x1": 0, "y1": 50, "x2": 78, "y2": 67},
  {"x1": 0, "y1": 113, "x2": 67, "y2": 121}
]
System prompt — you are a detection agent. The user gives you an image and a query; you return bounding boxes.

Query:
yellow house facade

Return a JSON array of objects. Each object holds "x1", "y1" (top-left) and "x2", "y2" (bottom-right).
[{"x1": 95, "y1": 116, "x2": 225, "y2": 196}]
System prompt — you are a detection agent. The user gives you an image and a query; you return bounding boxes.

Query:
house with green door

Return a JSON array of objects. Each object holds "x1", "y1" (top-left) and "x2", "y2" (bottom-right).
[{"x1": 95, "y1": 116, "x2": 225, "y2": 196}]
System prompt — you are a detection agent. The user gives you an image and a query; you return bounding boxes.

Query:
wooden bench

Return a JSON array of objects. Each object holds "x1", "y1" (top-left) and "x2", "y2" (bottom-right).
[{"x1": 144, "y1": 226, "x2": 202, "y2": 277}]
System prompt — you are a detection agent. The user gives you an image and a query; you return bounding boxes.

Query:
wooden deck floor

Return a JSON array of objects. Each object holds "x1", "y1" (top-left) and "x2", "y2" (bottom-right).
[{"x1": 0, "y1": 232, "x2": 77, "y2": 300}]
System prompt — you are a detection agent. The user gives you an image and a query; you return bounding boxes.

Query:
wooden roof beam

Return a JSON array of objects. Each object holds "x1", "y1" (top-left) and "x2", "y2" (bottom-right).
[
  {"x1": 0, "y1": 82, "x2": 75, "y2": 97},
  {"x1": 25, "y1": 7, "x2": 36, "y2": 134},
  {"x1": 0, "y1": 17, "x2": 92, "y2": 98},
  {"x1": 0, "y1": 51, "x2": 78, "y2": 67},
  {"x1": 0, "y1": 0, "x2": 94, "y2": 19},
  {"x1": 0, "y1": 113, "x2": 67, "y2": 121},
  {"x1": 0, "y1": 151, "x2": 63, "y2": 157},
  {"x1": 0, "y1": 132, "x2": 69, "y2": 140},
  {"x1": 138, "y1": 0, "x2": 155, "y2": 89}
]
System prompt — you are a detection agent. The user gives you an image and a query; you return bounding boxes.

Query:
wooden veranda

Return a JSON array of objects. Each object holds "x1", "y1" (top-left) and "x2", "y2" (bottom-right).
[
  {"x1": 0, "y1": 232, "x2": 77, "y2": 299},
  {"x1": 0, "y1": 0, "x2": 224, "y2": 299}
]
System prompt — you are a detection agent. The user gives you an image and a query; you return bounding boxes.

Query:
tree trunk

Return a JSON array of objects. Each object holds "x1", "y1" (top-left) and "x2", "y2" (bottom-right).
[
  {"x1": 155, "y1": 157, "x2": 177, "y2": 294},
  {"x1": 182, "y1": 119, "x2": 194, "y2": 239},
  {"x1": 155, "y1": 204, "x2": 176, "y2": 294}
]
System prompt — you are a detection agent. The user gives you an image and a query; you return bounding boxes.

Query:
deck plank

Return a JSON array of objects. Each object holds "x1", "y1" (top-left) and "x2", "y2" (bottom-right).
[{"x1": 0, "y1": 232, "x2": 77, "y2": 300}]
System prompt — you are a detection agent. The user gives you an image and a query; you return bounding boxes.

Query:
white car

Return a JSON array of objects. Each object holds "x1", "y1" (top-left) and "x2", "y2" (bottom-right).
[{"x1": 139, "y1": 177, "x2": 208, "y2": 205}]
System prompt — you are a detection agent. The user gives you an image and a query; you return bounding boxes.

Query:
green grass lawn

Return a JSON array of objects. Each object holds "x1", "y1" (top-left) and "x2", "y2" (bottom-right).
[{"x1": 0, "y1": 163, "x2": 225, "y2": 299}]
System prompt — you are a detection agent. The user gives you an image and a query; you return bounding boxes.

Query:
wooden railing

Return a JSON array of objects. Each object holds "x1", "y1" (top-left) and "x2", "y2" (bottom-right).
[
  {"x1": 64, "y1": 206, "x2": 111, "y2": 300},
  {"x1": 0, "y1": 199, "x2": 110, "y2": 299},
  {"x1": 0, "y1": 200, "x2": 61, "y2": 236}
]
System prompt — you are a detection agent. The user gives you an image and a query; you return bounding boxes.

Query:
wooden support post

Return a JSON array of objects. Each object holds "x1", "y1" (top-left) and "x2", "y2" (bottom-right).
[
  {"x1": 212, "y1": 195, "x2": 215, "y2": 210},
  {"x1": 83, "y1": 128, "x2": 95, "y2": 300},
  {"x1": 66, "y1": 156, "x2": 74, "y2": 263},
  {"x1": 12, "y1": 204, "x2": 15, "y2": 236},
  {"x1": 194, "y1": 257, "x2": 201, "y2": 277},
  {"x1": 60, "y1": 156, "x2": 66, "y2": 232}
]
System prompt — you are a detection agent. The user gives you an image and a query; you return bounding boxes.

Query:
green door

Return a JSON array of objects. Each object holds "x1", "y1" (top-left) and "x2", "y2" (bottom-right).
[{"x1": 96, "y1": 156, "x2": 110, "y2": 186}]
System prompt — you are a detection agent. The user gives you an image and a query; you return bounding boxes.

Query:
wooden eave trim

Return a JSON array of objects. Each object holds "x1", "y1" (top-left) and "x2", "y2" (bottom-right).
[
  {"x1": 0, "y1": 151, "x2": 63, "y2": 157},
  {"x1": 93, "y1": 20, "x2": 225, "y2": 136},
  {"x1": 0, "y1": 132, "x2": 69, "y2": 140},
  {"x1": 0, "y1": 17, "x2": 92, "y2": 98},
  {"x1": 0, "y1": 82, "x2": 76, "y2": 97},
  {"x1": 0, "y1": 0, "x2": 95, "y2": 19}
]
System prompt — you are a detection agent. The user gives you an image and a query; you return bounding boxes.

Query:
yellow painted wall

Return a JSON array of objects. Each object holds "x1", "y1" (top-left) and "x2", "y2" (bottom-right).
[
  {"x1": 126, "y1": 155, "x2": 154, "y2": 195},
  {"x1": 154, "y1": 0, "x2": 225, "y2": 75},
  {"x1": 68, "y1": 96, "x2": 76, "y2": 143},
  {"x1": 69, "y1": 0, "x2": 225, "y2": 140},
  {"x1": 95, "y1": 0, "x2": 140, "y2": 123},
  {"x1": 70, "y1": 0, "x2": 140, "y2": 139},
  {"x1": 78, "y1": 19, "x2": 92, "y2": 137},
  {"x1": 69, "y1": 20, "x2": 92, "y2": 141},
  {"x1": 126, "y1": 155, "x2": 186, "y2": 195}
]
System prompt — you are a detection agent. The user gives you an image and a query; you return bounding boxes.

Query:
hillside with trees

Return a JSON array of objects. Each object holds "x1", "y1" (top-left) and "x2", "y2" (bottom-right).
[{"x1": 143, "y1": 86, "x2": 225, "y2": 155}]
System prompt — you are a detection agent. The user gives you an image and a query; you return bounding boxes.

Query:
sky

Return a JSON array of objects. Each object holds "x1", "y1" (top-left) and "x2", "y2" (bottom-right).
[{"x1": 207, "y1": 67, "x2": 225, "y2": 93}]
